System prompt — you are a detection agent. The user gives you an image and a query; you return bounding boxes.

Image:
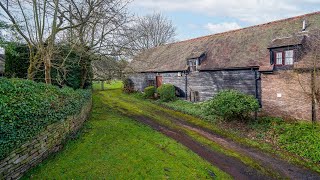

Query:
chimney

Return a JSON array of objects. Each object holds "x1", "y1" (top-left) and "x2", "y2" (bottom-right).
[{"x1": 302, "y1": 20, "x2": 307, "y2": 31}]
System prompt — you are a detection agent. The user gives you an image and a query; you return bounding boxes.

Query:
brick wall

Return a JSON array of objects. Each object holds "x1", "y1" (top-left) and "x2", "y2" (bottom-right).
[
  {"x1": 261, "y1": 70, "x2": 319, "y2": 121},
  {"x1": 0, "y1": 100, "x2": 92, "y2": 179}
]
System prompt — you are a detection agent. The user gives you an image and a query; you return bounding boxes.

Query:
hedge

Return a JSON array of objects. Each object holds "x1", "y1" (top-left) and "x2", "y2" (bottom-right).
[
  {"x1": 202, "y1": 90, "x2": 259, "y2": 121},
  {"x1": 4, "y1": 43, "x2": 29, "y2": 78},
  {"x1": 0, "y1": 78, "x2": 92, "y2": 160},
  {"x1": 157, "y1": 84, "x2": 176, "y2": 102},
  {"x1": 144, "y1": 86, "x2": 156, "y2": 99}
]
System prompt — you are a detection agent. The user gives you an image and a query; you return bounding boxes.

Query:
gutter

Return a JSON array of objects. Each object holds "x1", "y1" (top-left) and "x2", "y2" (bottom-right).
[{"x1": 184, "y1": 70, "x2": 188, "y2": 100}]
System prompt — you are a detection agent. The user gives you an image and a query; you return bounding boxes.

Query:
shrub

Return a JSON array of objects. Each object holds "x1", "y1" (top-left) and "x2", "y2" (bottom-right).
[
  {"x1": 123, "y1": 78, "x2": 135, "y2": 93},
  {"x1": 144, "y1": 86, "x2": 156, "y2": 99},
  {"x1": 202, "y1": 90, "x2": 259, "y2": 121},
  {"x1": 0, "y1": 78, "x2": 91, "y2": 160},
  {"x1": 157, "y1": 84, "x2": 176, "y2": 102}
]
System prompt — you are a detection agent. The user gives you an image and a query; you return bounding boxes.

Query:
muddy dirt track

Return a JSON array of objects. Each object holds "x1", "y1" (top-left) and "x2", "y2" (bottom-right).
[{"x1": 102, "y1": 90, "x2": 320, "y2": 179}]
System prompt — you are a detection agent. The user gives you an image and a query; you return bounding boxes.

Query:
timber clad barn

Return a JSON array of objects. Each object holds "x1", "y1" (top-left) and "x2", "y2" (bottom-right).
[{"x1": 128, "y1": 12, "x2": 320, "y2": 121}]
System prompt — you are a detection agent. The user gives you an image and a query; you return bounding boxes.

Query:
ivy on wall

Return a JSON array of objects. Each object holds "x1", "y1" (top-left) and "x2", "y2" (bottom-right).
[{"x1": 0, "y1": 78, "x2": 91, "y2": 160}]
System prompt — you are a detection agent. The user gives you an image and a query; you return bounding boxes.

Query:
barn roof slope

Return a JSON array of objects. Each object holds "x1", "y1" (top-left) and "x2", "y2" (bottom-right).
[{"x1": 128, "y1": 11, "x2": 320, "y2": 72}]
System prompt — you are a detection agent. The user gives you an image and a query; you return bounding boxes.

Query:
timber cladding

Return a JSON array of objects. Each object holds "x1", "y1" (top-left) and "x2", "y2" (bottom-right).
[
  {"x1": 0, "y1": 100, "x2": 92, "y2": 179},
  {"x1": 129, "y1": 69, "x2": 261, "y2": 102}
]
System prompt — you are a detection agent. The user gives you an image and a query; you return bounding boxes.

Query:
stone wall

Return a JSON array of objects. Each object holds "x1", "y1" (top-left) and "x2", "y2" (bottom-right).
[
  {"x1": 0, "y1": 100, "x2": 92, "y2": 179},
  {"x1": 261, "y1": 70, "x2": 319, "y2": 121}
]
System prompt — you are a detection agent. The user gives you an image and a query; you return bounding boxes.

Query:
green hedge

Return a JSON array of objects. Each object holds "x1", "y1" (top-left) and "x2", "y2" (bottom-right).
[
  {"x1": 157, "y1": 84, "x2": 176, "y2": 102},
  {"x1": 4, "y1": 43, "x2": 29, "y2": 78},
  {"x1": 203, "y1": 90, "x2": 259, "y2": 121},
  {"x1": 144, "y1": 86, "x2": 156, "y2": 99},
  {"x1": 0, "y1": 78, "x2": 91, "y2": 160}
]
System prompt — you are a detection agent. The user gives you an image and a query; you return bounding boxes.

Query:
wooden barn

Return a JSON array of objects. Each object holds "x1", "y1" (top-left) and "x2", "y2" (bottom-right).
[{"x1": 127, "y1": 12, "x2": 320, "y2": 121}]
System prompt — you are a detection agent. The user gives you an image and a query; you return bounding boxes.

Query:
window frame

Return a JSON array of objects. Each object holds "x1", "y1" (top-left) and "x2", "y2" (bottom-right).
[
  {"x1": 273, "y1": 49, "x2": 295, "y2": 66},
  {"x1": 284, "y1": 50, "x2": 294, "y2": 65},
  {"x1": 187, "y1": 59, "x2": 198, "y2": 72},
  {"x1": 275, "y1": 51, "x2": 284, "y2": 65}
]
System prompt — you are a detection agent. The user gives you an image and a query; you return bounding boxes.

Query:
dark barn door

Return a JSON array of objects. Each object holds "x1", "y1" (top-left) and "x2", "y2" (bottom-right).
[{"x1": 156, "y1": 76, "x2": 162, "y2": 87}]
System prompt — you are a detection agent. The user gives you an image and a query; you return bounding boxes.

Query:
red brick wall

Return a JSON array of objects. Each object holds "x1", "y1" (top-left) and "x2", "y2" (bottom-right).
[{"x1": 261, "y1": 70, "x2": 318, "y2": 121}]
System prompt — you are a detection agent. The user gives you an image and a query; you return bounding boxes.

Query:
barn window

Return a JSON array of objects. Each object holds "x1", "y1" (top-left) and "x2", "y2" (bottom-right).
[
  {"x1": 276, "y1": 52, "x2": 283, "y2": 65},
  {"x1": 285, "y1": 50, "x2": 294, "y2": 65},
  {"x1": 274, "y1": 50, "x2": 294, "y2": 66},
  {"x1": 188, "y1": 59, "x2": 199, "y2": 72}
]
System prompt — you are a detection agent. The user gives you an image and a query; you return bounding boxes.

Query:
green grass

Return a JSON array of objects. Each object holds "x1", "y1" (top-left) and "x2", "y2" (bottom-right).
[
  {"x1": 95, "y1": 89, "x2": 280, "y2": 177},
  {"x1": 158, "y1": 95, "x2": 320, "y2": 173},
  {"x1": 24, "y1": 85, "x2": 231, "y2": 179},
  {"x1": 160, "y1": 99, "x2": 208, "y2": 118},
  {"x1": 249, "y1": 118, "x2": 320, "y2": 164},
  {"x1": 98, "y1": 82, "x2": 320, "y2": 173},
  {"x1": 92, "y1": 80, "x2": 123, "y2": 90},
  {"x1": 277, "y1": 122, "x2": 320, "y2": 163}
]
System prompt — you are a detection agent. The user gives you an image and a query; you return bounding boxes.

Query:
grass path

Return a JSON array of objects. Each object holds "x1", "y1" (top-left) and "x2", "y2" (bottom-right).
[
  {"x1": 23, "y1": 84, "x2": 230, "y2": 179},
  {"x1": 24, "y1": 82, "x2": 320, "y2": 179},
  {"x1": 93, "y1": 85, "x2": 320, "y2": 179}
]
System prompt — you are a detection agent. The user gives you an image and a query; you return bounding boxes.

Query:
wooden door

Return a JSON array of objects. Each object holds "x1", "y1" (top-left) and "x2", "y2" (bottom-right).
[{"x1": 156, "y1": 76, "x2": 162, "y2": 87}]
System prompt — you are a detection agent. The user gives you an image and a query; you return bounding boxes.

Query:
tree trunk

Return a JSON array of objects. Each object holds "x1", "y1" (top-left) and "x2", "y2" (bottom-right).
[
  {"x1": 27, "y1": 46, "x2": 36, "y2": 80},
  {"x1": 101, "y1": 80, "x2": 104, "y2": 90},
  {"x1": 311, "y1": 71, "x2": 316, "y2": 123},
  {"x1": 80, "y1": 67, "x2": 88, "y2": 89},
  {"x1": 44, "y1": 52, "x2": 52, "y2": 84}
]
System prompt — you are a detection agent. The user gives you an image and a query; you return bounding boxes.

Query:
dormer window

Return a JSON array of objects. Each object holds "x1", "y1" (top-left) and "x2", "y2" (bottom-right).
[
  {"x1": 188, "y1": 59, "x2": 199, "y2": 71},
  {"x1": 274, "y1": 50, "x2": 294, "y2": 66},
  {"x1": 285, "y1": 50, "x2": 294, "y2": 65},
  {"x1": 276, "y1": 52, "x2": 283, "y2": 65},
  {"x1": 186, "y1": 50, "x2": 206, "y2": 72},
  {"x1": 268, "y1": 35, "x2": 305, "y2": 66}
]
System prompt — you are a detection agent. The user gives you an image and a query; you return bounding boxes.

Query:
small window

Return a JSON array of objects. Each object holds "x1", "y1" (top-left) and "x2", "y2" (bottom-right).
[
  {"x1": 276, "y1": 52, "x2": 283, "y2": 65},
  {"x1": 187, "y1": 59, "x2": 199, "y2": 72},
  {"x1": 273, "y1": 50, "x2": 295, "y2": 66},
  {"x1": 285, "y1": 50, "x2": 294, "y2": 65}
]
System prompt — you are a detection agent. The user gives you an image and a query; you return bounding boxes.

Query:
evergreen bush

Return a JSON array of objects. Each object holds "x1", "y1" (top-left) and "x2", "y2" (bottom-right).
[
  {"x1": 157, "y1": 84, "x2": 176, "y2": 102},
  {"x1": 202, "y1": 90, "x2": 259, "y2": 121},
  {"x1": 144, "y1": 86, "x2": 156, "y2": 99}
]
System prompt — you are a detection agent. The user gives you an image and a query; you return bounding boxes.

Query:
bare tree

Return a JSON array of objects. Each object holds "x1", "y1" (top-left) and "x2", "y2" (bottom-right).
[
  {"x1": 294, "y1": 30, "x2": 320, "y2": 122},
  {"x1": 125, "y1": 12, "x2": 176, "y2": 56},
  {"x1": 0, "y1": 0, "x2": 131, "y2": 85},
  {"x1": 92, "y1": 57, "x2": 127, "y2": 90},
  {"x1": 58, "y1": 0, "x2": 132, "y2": 88}
]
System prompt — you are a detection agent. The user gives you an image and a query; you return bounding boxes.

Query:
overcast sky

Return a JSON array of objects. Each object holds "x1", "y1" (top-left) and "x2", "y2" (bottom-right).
[{"x1": 129, "y1": 0, "x2": 320, "y2": 41}]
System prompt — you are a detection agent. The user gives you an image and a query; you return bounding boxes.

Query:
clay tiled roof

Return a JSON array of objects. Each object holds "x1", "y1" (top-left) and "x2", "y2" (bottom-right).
[
  {"x1": 186, "y1": 50, "x2": 206, "y2": 60},
  {"x1": 128, "y1": 11, "x2": 320, "y2": 72},
  {"x1": 259, "y1": 64, "x2": 274, "y2": 72},
  {"x1": 268, "y1": 35, "x2": 306, "y2": 49}
]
